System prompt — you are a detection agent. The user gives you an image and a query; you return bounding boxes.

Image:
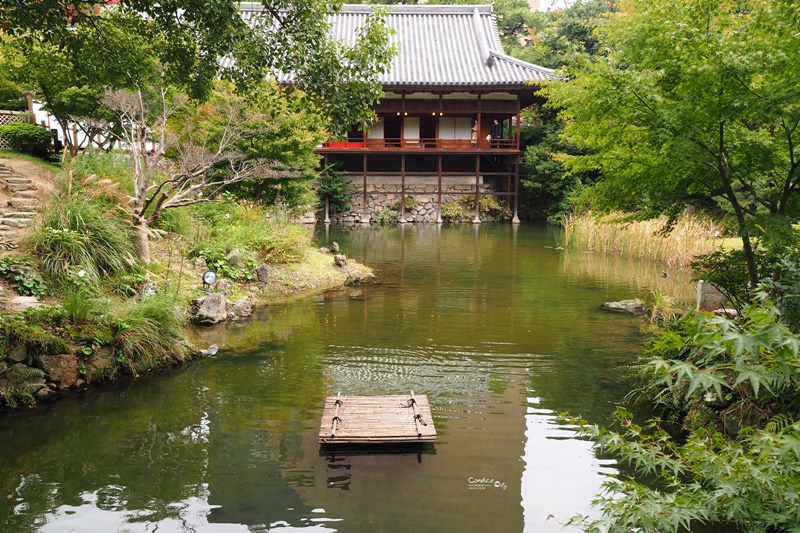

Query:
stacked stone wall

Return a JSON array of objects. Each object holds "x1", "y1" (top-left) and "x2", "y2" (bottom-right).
[{"x1": 325, "y1": 182, "x2": 496, "y2": 224}]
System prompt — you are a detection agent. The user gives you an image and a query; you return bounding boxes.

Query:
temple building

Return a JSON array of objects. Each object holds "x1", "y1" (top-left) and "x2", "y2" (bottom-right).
[{"x1": 243, "y1": 3, "x2": 555, "y2": 223}]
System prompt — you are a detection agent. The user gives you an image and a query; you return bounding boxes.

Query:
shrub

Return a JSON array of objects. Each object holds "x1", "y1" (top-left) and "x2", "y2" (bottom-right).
[
  {"x1": 372, "y1": 207, "x2": 398, "y2": 226},
  {"x1": 68, "y1": 150, "x2": 133, "y2": 195},
  {"x1": 440, "y1": 201, "x2": 466, "y2": 223},
  {"x1": 0, "y1": 122, "x2": 53, "y2": 159},
  {"x1": 0, "y1": 255, "x2": 47, "y2": 298},
  {"x1": 317, "y1": 171, "x2": 355, "y2": 213},
  {"x1": 390, "y1": 196, "x2": 419, "y2": 211},
  {"x1": 459, "y1": 194, "x2": 511, "y2": 221},
  {"x1": 188, "y1": 197, "x2": 310, "y2": 265}
]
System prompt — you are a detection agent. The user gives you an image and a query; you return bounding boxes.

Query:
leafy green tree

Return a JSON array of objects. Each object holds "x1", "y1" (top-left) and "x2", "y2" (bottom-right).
[
  {"x1": 517, "y1": 1, "x2": 615, "y2": 220},
  {"x1": 0, "y1": 0, "x2": 245, "y2": 101},
  {"x1": 524, "y1": 0, "x2": 617, "y2": 69},
  {"x1": 546, "y1": 0, "x2": 800, "y2": 288},
  {"x1": 3, "y1": 10, "x2": 159, "y2": 154},
  {"x1": 102, "y1": 82, "x2": 327, "y2": 263},
  {"x1": 520, "y1": 104, "x2": 597, "y2": 221},
  {"x1": 3, "y1": 1, "x2": 396, "y2": 138},
  {"x1": 229, "y1": 3, "x2": 396, "y2": 137}
]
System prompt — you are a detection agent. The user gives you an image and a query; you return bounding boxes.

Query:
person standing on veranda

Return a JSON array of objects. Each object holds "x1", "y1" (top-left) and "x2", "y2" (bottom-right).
[{"x1": 490, "y1": 119, "x2": 502, "y2": 148}]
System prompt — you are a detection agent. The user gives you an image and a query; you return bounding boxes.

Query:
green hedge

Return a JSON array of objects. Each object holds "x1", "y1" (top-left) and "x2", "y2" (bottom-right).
[{"x1": 0, "y1": 122, "x2": 52, "y2": 158}]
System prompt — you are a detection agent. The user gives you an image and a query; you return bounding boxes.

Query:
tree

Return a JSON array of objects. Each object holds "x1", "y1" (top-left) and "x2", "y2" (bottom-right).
[
  {"x1": 3, "y1": 9, "x2": 159, "y2": 155},
  {"x1": 546, "y1": 0, "x2": 800, "y2": 288},
  {"x1": 514, "y1": 0, "x2": 615, "y2": 220},
  {"x1": 0, "y1": 0, "x2": 245, "y2": 101},
  {"x1": 2, "y1": 1, "x2": 396, "y2": 136},
  {"x1": 102, "y1": 83, "x2": 312, "y2": 263},
  {"x1": 523, "y1": 0, "x2": 617, "y2": 69}
]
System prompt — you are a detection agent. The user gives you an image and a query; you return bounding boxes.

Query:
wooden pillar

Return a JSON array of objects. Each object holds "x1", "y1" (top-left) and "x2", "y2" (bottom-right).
[
  {"x1": 506, "y1": 158, "x2": 511, "y2": 211},
  {"x1": 516, "y1": 95, "x2": 522, "y2": 150},
  {"x1": 436, "y1": 154, "x2": 443, "y2": 223},
  {"x1": 473, "y1": 153, "x2": 481, "y2": 224},
  {"x1": 513, "y1": 155, "x2": 521, "y2": 224},
  {"x1": 362, "y1": 153, "x2": 369, "y2": 223},
  {"x1": 477, "y1": 93, "x2": 483, "y2": 149},
  {"x1": 324, "y1": 154, "x2": 331, "y2": 223},
  {"x1": 400, "y1": 153, "x2": 407, "y2": 224}
]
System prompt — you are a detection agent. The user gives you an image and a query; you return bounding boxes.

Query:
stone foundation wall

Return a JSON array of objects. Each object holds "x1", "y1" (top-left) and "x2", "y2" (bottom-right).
[{"x1": 324, "y1": 181, "x2": 495, "y2": 224}]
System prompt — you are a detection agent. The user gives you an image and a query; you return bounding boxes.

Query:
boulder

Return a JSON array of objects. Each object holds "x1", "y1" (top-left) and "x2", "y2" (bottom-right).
[
  {"x1": 225, "y1": 249, "x2": 246, "y2": 270},
  {"x1": 713, "y1": 308, "x2": 740, "y2": 319},
  {"x1": 7, "y1": 296, "x2": 41, "y2": 313},
  {"x1": 194, "y1": 256, "x2": 208, "y2": 270},
  {"x1": 140, "y1": 278, "x2": 158, "y2": 299},
  {"x1": 34, "y1": 386, "x2": 57, "y2": 402},
  {"x1": 215, "y1": 279, "x2": 234, "y2": 294},
  {"x1": 331, "y1": 241, "x2": 340, "y2": 253},
  {"x1": 85, "y1": 346, "x2": 116, "y2": 383},
  {"x1": 194, "y1": 293, "x2": 228, "y2": 325},
  {"x1": 602, "y1": 300, "x2": 647, "y2": 315},
  {"x1": 199, "y1": 344, "x2": 219, "y2": 357},
  {"x1": 0, "y1": 364, "x2": 46, "y2": 399},
  {"x1": 8, "y1": 343, "x2": 27, "y2": 363},
  {"x1": 37, "y1": 354, "x2": 79, "y2": 389},
  {"x1": 229, "y1": 299, "x2": 254, "y2": 320},
  {"x1": 319, "y1": 247, "x2": 330, "y2": 254},
  {"x1": 333, "y1": 254, "x2": 347, "y2": 267},
  {"x1": 254, "y1": 264, "x2": 269, "y2": 284}
]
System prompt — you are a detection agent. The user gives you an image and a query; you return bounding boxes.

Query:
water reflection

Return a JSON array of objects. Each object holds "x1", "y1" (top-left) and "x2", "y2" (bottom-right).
[{"x1": 1, "y1": 224, "x2": 692, "y2": 532}]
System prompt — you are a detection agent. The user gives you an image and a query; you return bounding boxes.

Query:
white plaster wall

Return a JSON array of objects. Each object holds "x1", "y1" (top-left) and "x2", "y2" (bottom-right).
[
  {"x1": 368, "y1": 118, "x2": 385, "y2": 139},
  {"x1": 404, "y1": 117, "x2": 420, "y2": 139}
]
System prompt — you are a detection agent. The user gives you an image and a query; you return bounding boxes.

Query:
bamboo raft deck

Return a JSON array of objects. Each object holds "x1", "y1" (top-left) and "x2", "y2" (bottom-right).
[{"x1": 319, "y1": 392, "x2": 437, "y2": 444}]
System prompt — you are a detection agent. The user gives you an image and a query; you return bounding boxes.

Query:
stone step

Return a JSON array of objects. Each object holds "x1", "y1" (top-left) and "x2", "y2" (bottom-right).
[
  {"x1": 1, "y1": 180, "x2": 36, "y2": 193},
  {"x1": 13, "y1": 190, "x2": 38, "y2": 199},
  {"x1": 7, "y1": 198, "x2": 39, "y2": 210},
  {"x1": 0, "y1": 218, "x2": 31, "y2": 228},
  {"x1": 1, "y1": 177, "x2": 31, "y2": 183},
  {"x1": 2, "y1": 211, "x2": 37, "y2": 218},
  {"x1": 0, "y1": 231, "x2": 20, "y2": 240}
]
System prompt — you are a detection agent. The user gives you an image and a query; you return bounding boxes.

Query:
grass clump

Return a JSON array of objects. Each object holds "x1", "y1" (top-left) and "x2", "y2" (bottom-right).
[
  {"x1": 25, "y1": 163, "x2": 139, "y2": 289},
  {"x1": 564, "y1": 211, "x2": 726, "y2": 268},
  {"x1": 112, "y1": 293, "x2": 188, "y2": 374},
  {"x1": 458, "y1": 195, "x2": 511, "y2": 221}
]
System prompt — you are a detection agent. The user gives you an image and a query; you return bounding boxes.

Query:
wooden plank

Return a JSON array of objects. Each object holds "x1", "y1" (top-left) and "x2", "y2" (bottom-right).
[{"x1": 319, "y1": 393, "x2": 437, "y2": 444}]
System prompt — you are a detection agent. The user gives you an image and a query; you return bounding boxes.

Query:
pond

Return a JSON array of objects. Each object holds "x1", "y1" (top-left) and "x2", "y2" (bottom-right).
[{"x1": 0, "y1": 223, "x2": 692, "y2": 532}]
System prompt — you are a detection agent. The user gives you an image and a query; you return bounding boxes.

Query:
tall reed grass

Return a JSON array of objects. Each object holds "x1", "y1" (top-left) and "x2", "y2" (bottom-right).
[{"x1": 563, "y1": 212, "x2": 726, "y2": 269}]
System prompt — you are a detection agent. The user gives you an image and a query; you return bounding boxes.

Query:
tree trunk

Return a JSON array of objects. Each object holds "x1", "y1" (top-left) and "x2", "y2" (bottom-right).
[{"x1": 134, "y1": 222, "x2": 151, "y2": 264}]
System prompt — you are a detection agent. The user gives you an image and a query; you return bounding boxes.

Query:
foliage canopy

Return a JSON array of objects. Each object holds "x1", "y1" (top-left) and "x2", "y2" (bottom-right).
[{"x1": 545, "y1": 0, "x2": 800, "y2": 286}]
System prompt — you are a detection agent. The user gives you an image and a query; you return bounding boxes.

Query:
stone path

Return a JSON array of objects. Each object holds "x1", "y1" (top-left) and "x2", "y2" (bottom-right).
[{"x1": 0, "y1": 163, "x2": 39, "y2": 243}]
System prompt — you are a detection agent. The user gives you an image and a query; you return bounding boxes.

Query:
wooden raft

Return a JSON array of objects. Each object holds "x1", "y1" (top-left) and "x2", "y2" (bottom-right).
[{"x1": 319, "y1": 392, "x2": 437, "y2": 444}]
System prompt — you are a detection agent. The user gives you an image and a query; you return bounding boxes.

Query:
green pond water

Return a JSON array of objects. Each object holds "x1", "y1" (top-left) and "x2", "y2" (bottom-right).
[{"x1": 0, "y1": 223, "x2": 693, "y2": 532}]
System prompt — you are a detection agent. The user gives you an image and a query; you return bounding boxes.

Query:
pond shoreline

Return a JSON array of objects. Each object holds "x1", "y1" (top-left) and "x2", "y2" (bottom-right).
[{"x1": 0, "y1": 244, "x2": 372, "y2": 413}]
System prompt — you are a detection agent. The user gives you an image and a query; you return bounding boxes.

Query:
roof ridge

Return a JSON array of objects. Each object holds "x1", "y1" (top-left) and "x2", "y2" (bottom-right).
[{"x1": 489, "y1": 50, "x2": 556, "y2": 74}]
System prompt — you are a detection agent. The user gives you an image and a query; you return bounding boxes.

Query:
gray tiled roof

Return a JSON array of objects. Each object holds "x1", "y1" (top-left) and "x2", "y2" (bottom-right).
[{"x1": 237, "y1": 3, "x2": 554, "y2": 88}]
